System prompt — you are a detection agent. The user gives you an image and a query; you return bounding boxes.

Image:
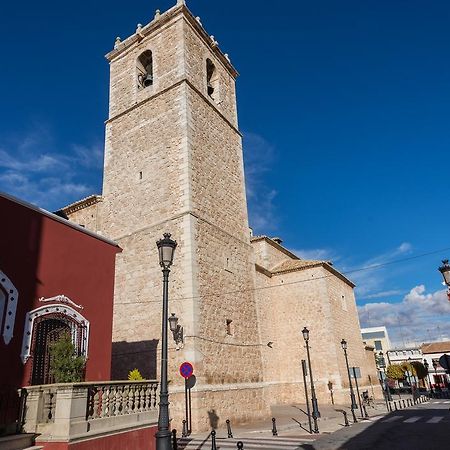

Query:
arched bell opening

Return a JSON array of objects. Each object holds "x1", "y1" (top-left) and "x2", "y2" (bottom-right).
[{"x1": 137, "y1": 50, "x2": 153, "y2": 89}]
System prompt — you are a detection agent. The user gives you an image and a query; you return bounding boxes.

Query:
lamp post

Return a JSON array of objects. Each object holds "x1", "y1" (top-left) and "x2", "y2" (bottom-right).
[
  {"x1": 302, "y1": 327, "x2": 320, "y2": 433},
  {"x1": 155, "y1": 233, "x2": 177, "y2": 450},
  {"x1": 438, "y1": 259, "x2": 450, "y2": 301},
  {"x1": 341, "y1": 339, "x2": 357, "y2": 423},
  {"x1": 433, "y1": 360, "x2": 438, "y2": 389},
  {"x1": 424, "y1": 359, "x2": 433, "y2": 395},
  {"x1": 407, "y1": 357, "x2": 414, "y2": 396}
]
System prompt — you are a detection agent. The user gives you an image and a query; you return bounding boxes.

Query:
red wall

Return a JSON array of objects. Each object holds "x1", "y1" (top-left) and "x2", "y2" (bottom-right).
[
  {"x1": 0, "y1": 195, "x2": 121, "y2": 389},
  {"x1": 39, "y1": 425, "x2": 157, "y2": 450}
]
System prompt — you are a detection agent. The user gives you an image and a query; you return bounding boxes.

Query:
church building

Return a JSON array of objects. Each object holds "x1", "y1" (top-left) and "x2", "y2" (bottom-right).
[{"x1": 62, "y1": 0, "x2": 378, "y2": 430}]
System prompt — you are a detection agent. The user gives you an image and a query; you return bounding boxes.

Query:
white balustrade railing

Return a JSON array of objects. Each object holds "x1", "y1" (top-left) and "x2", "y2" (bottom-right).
[
  {"x1": 22, "y1": 380, "x2": 159, "y2": 442},
  {"x1": 86, "y1": 381, "x2": 158, "y2": 419}
]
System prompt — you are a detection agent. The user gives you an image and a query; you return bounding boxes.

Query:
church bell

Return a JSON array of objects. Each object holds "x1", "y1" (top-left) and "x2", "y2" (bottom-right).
[{"x1": 142, "y1": 64, "x2": 153, "y2": 87}]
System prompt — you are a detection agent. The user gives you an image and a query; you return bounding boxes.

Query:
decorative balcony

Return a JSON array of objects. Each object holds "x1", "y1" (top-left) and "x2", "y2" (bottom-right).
[{"x1": 22, "y1": 380, "x2": 159, "y2": 449}]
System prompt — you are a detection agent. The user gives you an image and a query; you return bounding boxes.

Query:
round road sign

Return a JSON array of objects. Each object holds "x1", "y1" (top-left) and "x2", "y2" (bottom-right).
[{"x1": 179, "y1": 362, "x2": 194, "y2": 379}]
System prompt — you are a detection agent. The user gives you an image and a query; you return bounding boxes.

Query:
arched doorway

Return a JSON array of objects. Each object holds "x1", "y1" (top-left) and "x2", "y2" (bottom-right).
[
  {"x1": 31, "y1": 317, "x2": 73, "y2": 385},
  {"x1": 21, "y1": 304, "x2": 90, "y2": 385}
]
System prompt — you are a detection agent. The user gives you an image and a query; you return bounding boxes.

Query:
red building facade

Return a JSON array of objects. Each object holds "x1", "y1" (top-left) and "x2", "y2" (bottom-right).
[{"x1": 0, "y1": 192, "x2": 121, "y2": 397}]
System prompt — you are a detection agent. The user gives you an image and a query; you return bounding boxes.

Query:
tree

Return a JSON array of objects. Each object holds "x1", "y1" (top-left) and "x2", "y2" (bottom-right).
[
  {"x1": 386, "y1": 364, "x2": 405, "y2": 380},
  {"x1": 401, "y1": 362, "x2": 416, "y2": 378},
  {"x1": 411, "y1": 361, "x2": 428, "y2": 380},
  {"x1": 49, "y1": 332, "x2": 86, "y2": 383}
]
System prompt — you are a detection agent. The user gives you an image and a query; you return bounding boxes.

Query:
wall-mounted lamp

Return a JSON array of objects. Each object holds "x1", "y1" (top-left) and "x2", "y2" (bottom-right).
[{"x1": 169, "y1": 313, "x2": 184, "y2": 349}]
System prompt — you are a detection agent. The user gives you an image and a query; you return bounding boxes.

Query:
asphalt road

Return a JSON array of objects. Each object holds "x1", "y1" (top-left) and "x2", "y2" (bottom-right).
[{"x1": 302, "y1": 399, "x2": 450, "y2": 450}]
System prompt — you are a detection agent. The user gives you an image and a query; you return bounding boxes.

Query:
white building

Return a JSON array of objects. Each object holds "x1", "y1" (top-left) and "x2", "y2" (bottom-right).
[
  {"x1": 386, "y1": 346, "x2": 422, "y2": 365},
  {"x1": 361, "y1": 326, "x2": 392, "y2": 353},
  {"x1": 422, "y1": 341, "x2": 450, "y2": 388}
]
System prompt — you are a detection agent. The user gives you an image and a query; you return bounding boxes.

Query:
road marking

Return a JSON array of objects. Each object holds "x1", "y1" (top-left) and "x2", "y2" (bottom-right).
[
  {"x1": 434, "y1": 401, "x2": 442, "y2": 404},
  {"x1": 403, "y1": 416, "x2": 421, "y2": 423},
  {"x1": 383, "y1": 416, "x2": 402, "y2": 422},
  {"x1": 443, "y1": 401, "x2": 450, "y2": 404},
  {"x1": 427, "y1": 416, "x2": 444, "y2": 423}
]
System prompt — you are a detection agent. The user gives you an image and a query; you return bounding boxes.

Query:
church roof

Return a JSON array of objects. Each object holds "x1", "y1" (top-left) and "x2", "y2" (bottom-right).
[
  {"x1": 0, "y1": 191, "x2": 119, "y2": 249},
  {"x1": 60, "y1": 195, "x2": 103, "y2": 215},
  {"x1": 421, "y1": 341, "x2": 450, "y2": 354},
  {"x1": 270, "y1": 259, "x2": 324, "y2": 274}
]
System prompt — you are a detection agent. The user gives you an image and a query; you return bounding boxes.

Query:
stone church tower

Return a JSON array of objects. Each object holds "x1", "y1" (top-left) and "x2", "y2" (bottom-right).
[
  {"x1": 63, "y1": 0, "x2": 380, "y2": 431},
  {"x1": 64, "y1": 0, "x2": 270, "y2": 428}
]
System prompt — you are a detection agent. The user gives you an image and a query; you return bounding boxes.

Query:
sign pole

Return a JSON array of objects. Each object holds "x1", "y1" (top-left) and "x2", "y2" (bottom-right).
[
  {"x1": 188, "y1": 384, "x2": 192, "y2": 433},
  {"x1": 352, "y1": 367, "x2": 364, "y2": 418},
  {"x1": 301, "y1": 360, "x2": 313, "y2": 434},
  {"x1": 184, "y1": 377, "x2": 188, "y2": 434},
  {"x1": 179, "y1": 362, "x2": 194, "y2": 435}
]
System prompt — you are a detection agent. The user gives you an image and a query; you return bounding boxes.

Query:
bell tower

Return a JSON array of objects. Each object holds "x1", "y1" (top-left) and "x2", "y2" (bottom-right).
[{"x1": 100, "y1": 1, "x2": 269, "y2": 429}]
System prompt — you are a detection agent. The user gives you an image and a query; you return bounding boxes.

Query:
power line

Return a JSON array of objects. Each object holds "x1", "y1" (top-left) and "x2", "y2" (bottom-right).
[{"x1": 116, "y1": 245, "x2": 450, "y2": 306}]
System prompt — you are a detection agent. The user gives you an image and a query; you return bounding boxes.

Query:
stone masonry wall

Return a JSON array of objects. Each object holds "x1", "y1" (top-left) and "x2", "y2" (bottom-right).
[
  {"x1": 252, "y1": 238, "x2": 297, "y2": 270},
  {"x1": 65, "y1": 201, "x2": 103, "y2": 233},
  {"x1": 99, "y1": 5, "x2": 269, "y2": 430}
]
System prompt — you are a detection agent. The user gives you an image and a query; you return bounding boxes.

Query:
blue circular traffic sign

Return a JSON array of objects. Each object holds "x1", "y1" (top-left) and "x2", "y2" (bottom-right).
[{"x1": 180, "y1": 362, "x2": 194, "y2": 379}]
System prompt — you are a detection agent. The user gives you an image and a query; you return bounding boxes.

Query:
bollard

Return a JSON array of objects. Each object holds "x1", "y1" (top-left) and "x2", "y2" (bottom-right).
[
  {"x1": 342, "y1": 410, "x2": 349, "y2": 427},
  {"x1": 226, "y1": 419, "x2": 233, "y2": 438},
  {"x1": 394, "y1": 401, "x2": 397, "y2": 411},
  {"x1": 363, "y1": 405, "x2": 369, "y2": 418},
  {"x1": 172, "y1": 429, "x2": 178, "y2": 450},
  {"x1": 211, "y1": 430, "x2": 217, "y2": 450},
  {"x1": 272, "y1": 417, "x2": 278, "y2": 436},
  {"x1": 182, "y1": 419, "x2": 188, "y2": 438},
  {"x1": 237, "y1": 442, "x2": 244, "y2": 450}
]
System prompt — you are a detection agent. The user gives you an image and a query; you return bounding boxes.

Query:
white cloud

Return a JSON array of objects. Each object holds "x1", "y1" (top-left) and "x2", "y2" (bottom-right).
[
  {"x1": 72, "y1": 143, "x2": 104, "y2": 169},
  {"x1": 362, "y1": 289, "x2": 405, "y2": 299},
  {"x1": 358, "y1": 285, "x2": 450, "y2": 346},
  {"x1": 243, "y1": 132, "x2": 279, "y2": 233},
  {"x1": 0, "y1": 128, "x2": 101, "y2": 210},
  {"x1": 290, "y1": 247, "x2": 339, "y2": 262},
  {"x1": 341, "y1": 242, "x2": 413, "y2": 298}
]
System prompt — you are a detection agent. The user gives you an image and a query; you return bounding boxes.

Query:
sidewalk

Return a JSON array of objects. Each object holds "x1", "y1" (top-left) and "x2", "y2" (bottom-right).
[{"x1": 177, "y1": 400, "x2": 391, "y2": 449}]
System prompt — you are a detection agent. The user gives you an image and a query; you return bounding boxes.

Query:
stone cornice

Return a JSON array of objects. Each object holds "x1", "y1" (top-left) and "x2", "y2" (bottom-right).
[
  {"x1": 255, "y1": 263, "x2": 272, "y2": 278},
  {"x1": 106, "y1": 78, "x2": 242, "y2": 137},
  {"x1": 62, "y1": 195, "x2": 103, "y2": 215}
]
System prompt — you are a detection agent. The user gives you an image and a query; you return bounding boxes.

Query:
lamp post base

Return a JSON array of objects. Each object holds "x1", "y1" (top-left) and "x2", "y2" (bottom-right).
[{"x1": 156, "y1": 429, "x2": 172, "y2": 450}]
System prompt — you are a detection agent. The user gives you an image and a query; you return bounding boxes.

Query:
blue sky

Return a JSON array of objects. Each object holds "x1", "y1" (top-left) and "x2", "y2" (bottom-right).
[{"x1": 1, "y1": 0, "x2": 450, "y2": 345}]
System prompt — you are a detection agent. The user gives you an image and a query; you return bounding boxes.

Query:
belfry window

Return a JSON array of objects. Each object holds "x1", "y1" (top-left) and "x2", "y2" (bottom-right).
[
  {"x1": 206, "y1": 58, "x2": 219, "y2": 101},
  {"x1": 137, "y1": 50, "x2": 153, "y2": 89}
]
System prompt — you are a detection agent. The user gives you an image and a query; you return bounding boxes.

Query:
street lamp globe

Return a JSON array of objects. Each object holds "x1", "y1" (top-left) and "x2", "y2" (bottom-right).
[
  {"x1": 438, "y1": 259, "x2": 450, "y2": 286},
  {"x1": 169, "y1": 313, "x2": 179, "y2": 333},
  {"x1": 302, "y1": 327, "x2": 310, "y2": 342},
  {"x1": 341, "y1": 339, "x2": 348, "y2": 350},
  {"x1": 156, "y1": 233, "x2": 177, "y2": 269}
]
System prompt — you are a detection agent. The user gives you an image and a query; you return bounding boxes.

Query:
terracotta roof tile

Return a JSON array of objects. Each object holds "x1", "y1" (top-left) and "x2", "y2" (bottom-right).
[
  {"x1": 421, "y1": 341, "x2": 450, "y2": 354},
  {"x1": 270, "y1": 259, "x2": 324, "y2": 274}
]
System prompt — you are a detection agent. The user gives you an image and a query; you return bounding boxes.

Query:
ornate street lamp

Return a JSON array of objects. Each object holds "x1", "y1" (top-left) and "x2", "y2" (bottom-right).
[
  {"x1": 155, "y1": 233, "x2": 177, "y2": 450},
  {"x1": 302, "y1": 327, "x2": 320, "y2": 433},
  {"x1": 438, "y1": 260, "x2": 450, "y2": 301},
  {"x1": 432, "y1": 360, "x2": 438, "y2": 388},
  {"x1": 424, "y1": 359, "x2": 433, "y2": 395},
  {"x1": 341, "y1": 339, "x2": 357, "y2": 423}
]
